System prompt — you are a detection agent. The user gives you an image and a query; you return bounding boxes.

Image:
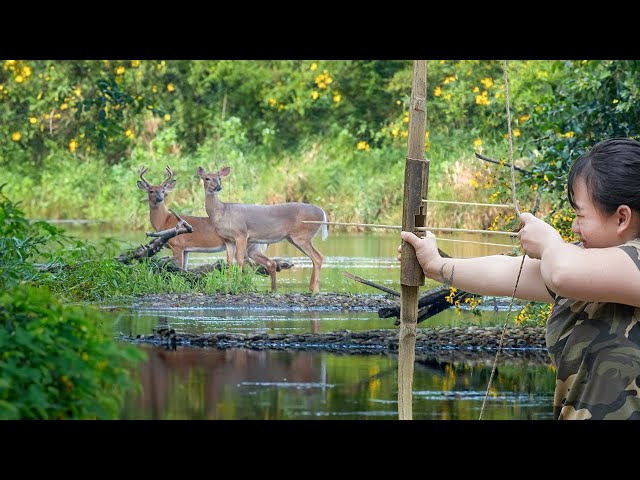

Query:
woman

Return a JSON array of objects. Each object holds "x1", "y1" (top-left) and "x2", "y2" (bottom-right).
[{"x1": 400, "y1": 137, "x2": 640, "y2": 420}]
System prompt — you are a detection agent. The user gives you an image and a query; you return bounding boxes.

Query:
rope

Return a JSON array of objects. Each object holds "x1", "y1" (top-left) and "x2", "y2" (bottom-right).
[{"x1": 479, "y1": 60, "x2": 527, "y2": 419}]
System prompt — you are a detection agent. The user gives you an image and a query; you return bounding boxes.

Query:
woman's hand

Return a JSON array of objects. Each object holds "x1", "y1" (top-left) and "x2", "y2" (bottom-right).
[
  {"x1": 518, "y1": 212, "x2": 565, "y2": 259},
  {"x1": 398, "y1": 230, "x2": 442, "y2": 278}
]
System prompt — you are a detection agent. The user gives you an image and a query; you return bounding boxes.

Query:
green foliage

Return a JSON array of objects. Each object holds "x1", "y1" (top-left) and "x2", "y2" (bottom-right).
[
  {"x1": 529, "y1": 60, "x2": 640, "y2": 198},
  {"x1": 0, "y1": 184, "x2": 71, "y2": 289},
  {"x1": 38, "y1": 256, "x2": 259, "y2": 302},
  {"x1": 0, "y1": 284, "x2": 145, "y2": 419}
]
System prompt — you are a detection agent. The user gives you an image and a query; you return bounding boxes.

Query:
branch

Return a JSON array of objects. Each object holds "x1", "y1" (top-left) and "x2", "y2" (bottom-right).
[
  {"x1": 342, "y1": 271, "x2": 400, "y2": 297},
  {"x1": 474, "y1": 153, "x2": 532, "y2": 175},
  {"x1": 119, "y1": 217, "x2": 193, "y2": 264}
]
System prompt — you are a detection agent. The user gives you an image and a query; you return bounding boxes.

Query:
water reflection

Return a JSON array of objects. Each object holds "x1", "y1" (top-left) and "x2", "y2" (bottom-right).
[{"x1": 122, "y1": 345, "x2": 554, "y2": 420}]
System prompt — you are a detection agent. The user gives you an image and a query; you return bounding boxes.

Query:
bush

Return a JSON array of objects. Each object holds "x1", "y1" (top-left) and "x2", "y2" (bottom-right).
[{"x1": 0, "y1": 284, "x2": 145, "y2": 419}]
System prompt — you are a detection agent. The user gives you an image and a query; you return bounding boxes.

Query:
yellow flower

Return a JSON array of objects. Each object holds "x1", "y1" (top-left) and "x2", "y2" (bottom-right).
[
  {"x1": 69, "y1": 139, "x2": 78, "y2": 153},
  {"x1": 167, "y1": 83, "x2": 176, "y2": 92},
  {"x1": 60, "y1": 103, "x2": 68, "y2": 111},
  {"x1": 519, "y1": 114, "x2": 530, "y2": 122},
  {"x1": 4, "y1": 60, "x2": 16, "y2": 68},
  {"x1": 311, "y1": 90, "x2": 319, "y2": 100},
  {"x1": 11, "y1": 131, "x2": 21, "y2": 141},
  {"x1": 612, "y1": 99, "x2": 619, "y2": 104},
  {"x1": 332, "y1": 94, "x2": 341, "y2": 103},
  {"x1": 29, "y1": 117, "x2": 37, "y2": 124},
  {"x1": 396, "y1": 100, "x2": 401, "y2": 105},
  {"x1": 472, "y1": 86, "x2": 480, "y2": 93},
  {"x1": 402, "y1": 113, "x2": 409, "y2": 123},
  {"x1": 544, "y1": 174, "x2": 549, "y2": 183},
  {"x1": 268, "y1": 98, "x2": 277, "y2": 106},
  {"x1": 151, "y1": 85, "x2": 158, "y2": 93},
  {"x1": 434, "y1": 86, "x2": 442, "y2": 97},
  {"x1": 115, "y1": 66, "x2": 125, "y2": 75},
  {"x1": 480, "y1": 77, "x2": 494, "y2": 89},
  {"x1": 73, "y1": 87, "x2": 82, "y2": 97},
  {"x1": 564, "y1": 131, "x2": 575, "y2": 138},
  {"x1": 15, "y1": 75, "x2": 24, "y2": 83},
  {"x1": 22, "y1": 66, "x2": 32, "y2": 77},
  {"x1": 475, "y1": 92, "x2": 490, "y2": 106},
  {"x1": 513, "y1": 128, "x2": 521, "y2": 137},
  {"x1": 443, "y1": 75, "x2": 456, "y2": 84},
  {"x1": 124, "y1": 128, "x2": 134, "y2": 138},
  {"x1": 357, "y1": 141, "x2": 370, "y2": 151},
  {"x1": 473, "y1": 138, "x2": 482, "y2": 147},
  {"x1": 163, "y1": 113, "x2": 171, "y2": 121},
  {"x1": 391, "y1": 128, "x2": 399, "y2": 137},
  {"x1": 317, "y1": 81, "x2": 326, "y2": 90},
  {"x1": 310, "y1": 63, "x2": 318, "y2": 71},
  {"x1": 130, "y1": 60, "x2": 141, "y2": 68},
  {"x1": 0, "y1": 85, "x2": 3, "y2": 91}
]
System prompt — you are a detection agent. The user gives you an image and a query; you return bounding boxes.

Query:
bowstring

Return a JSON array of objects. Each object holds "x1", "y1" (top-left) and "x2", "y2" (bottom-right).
[{"x1": 478, "y1": 60, "x2": 527, "y2": 419}]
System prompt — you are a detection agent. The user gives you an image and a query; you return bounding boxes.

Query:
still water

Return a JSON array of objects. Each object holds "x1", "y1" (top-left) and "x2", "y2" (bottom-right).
[{"x1": 68, "y1": 224, "x2": 554, "y2": 420}]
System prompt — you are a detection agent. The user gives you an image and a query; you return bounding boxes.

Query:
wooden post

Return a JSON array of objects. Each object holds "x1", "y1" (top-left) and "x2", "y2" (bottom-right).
[{"x1": 398, "y1": 60, "x2": 428, "y2": 420}]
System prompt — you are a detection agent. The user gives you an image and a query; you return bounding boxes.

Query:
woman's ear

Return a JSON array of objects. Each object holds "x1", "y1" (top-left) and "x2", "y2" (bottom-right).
[{"x1": 615, "y1": 204, "x2": 633, "y2": 233}]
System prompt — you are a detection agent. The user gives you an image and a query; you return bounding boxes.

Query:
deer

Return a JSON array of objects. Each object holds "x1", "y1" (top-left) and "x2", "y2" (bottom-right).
[
  {"x1": 197, "y1": 165, "x2": 328, "y2": 293},
  {"x1": 137, "y1": 165, "x2": 270, "y2": 271}
]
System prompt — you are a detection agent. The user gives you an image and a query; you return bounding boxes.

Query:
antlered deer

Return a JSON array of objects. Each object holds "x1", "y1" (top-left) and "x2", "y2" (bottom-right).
[
  {"x1": 197, "y1": 166, "x2": 328, "y2": 293},
  {"x1": 137, "y1": 166, "x2": 268, "y2": 270}
]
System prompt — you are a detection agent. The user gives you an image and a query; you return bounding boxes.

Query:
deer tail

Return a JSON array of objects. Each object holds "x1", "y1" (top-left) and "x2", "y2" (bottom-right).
[{"x1": 321, "y1": 209, "x2": 328, "y2": 240}]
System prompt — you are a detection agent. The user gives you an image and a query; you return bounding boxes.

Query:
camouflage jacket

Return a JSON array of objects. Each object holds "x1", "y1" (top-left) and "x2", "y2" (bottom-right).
[{"x1": 545, "y1": 238, "x2": 640, "y2": 420}]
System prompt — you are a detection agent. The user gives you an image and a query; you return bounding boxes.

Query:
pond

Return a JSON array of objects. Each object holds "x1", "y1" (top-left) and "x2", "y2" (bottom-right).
[{"x1": 67, "y1": 224, "x2": 555, "y2": 420}]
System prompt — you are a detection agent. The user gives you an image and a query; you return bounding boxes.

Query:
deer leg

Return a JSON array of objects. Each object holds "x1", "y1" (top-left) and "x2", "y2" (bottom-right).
[
  {"x1": 224, "y1": 241, "x2": 236, "y2": 265},
  {"x1": 235, "y1": 236, "x2": 248, "y2": 272},
  {"x1": 247, "y1": 246, "x2": 278, "y2": 291},
  {"x1": 172, "y1": 246, "x2": 184, "y2": 269},
  {"x1": 288, "y1": 237, "x2": 324, "y2": 293},
  {"x1": 224, "y1": 241, "x2": 236, "y2": 281}
]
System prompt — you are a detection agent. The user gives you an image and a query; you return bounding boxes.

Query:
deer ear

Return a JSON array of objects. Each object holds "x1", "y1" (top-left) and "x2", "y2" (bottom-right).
[
  {"x1": 137, "y1": 181, "x2": 149, "y2": 191},
  {"x1": 164, "y1": 179, "x2": 176, "y2": 191},
  {"x1": 196, "y1": 167, "x2": 205, "y2": 177},
  {"x1": 220, "y1": 166, "x2": 231, "y2": 176}
]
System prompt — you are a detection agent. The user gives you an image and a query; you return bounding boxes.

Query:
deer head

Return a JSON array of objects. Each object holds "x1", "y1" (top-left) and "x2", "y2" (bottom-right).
[
  {"x1": 196, "y1": 166, "x2": 230, "y2": 195},
  {"x1": 137, "y1": 165, "x2": 177, "y2": 206}
]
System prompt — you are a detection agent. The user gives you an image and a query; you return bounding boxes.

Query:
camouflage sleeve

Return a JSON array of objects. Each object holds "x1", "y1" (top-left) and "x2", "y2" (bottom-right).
[{"x1": 618, "y1": 239, "x2": 640, "y2": 270}]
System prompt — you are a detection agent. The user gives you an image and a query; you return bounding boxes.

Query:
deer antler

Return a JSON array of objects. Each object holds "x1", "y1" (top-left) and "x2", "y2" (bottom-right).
[
  {"x1": 163, "y1": 165, "x2": 174, "y2": 186},
  {"x1": 139, "y1": 166, "x2": 151, "y2": 188}
]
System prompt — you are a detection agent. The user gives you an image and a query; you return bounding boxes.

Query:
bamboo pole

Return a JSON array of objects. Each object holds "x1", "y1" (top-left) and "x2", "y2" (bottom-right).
[{"x1": 398, "y1": 61, "x2": 427, "y2": 420}]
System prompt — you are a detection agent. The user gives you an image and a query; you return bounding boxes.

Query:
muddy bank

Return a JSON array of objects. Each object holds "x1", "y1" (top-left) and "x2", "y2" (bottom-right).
[
  {"x1": 118, "y1": 292, "x2": 547, "y2": 362},
  {"x1": 127, "y1": 292, "x2": 399, "y2": 311}
]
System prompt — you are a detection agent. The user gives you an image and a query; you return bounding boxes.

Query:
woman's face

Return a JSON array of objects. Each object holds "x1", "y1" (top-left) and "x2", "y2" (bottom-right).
[{"x1": 571, "y1": 176, "x2": 621, "y2": 248}]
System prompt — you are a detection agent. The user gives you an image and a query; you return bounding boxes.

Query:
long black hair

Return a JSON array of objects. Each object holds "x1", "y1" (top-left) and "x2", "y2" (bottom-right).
[{"x1": 567, "y1": 137, "x2": 640, "y2": 215}]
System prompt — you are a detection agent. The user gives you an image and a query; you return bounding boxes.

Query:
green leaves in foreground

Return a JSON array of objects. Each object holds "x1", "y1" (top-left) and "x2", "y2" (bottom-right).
[{"x1": 0, "y1": 285, "x2": 145, "y2": 419}]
